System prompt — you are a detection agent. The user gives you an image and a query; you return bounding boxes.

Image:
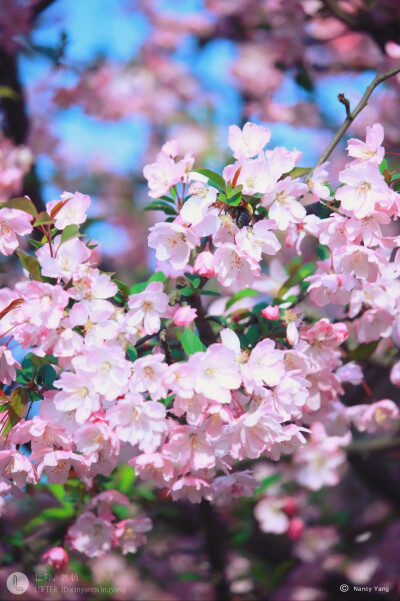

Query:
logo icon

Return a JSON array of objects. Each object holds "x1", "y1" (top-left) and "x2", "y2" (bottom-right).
[
  {"x1": 340, "y1": 584, "x2": 349, "y2": 592},
  {"x1": 6, "y1": 572, "x2": 29, "y2": 595}
]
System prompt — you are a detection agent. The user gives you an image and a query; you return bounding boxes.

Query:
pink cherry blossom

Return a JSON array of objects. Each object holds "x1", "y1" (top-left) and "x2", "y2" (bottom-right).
[
  {"x1": 0, "y1": 345, "x2": 20, "y2": 385},
  {"x1": 127, "y1": 281, "x2": 170, "y2": 335},
  {"x1": 335, "y1": 161, "x2": 389, "y2": 218},
  {"x1": 0, "y1": 207, "x2": 33, "y2": 255},
  {"x1": 170, "y1": 476, "x2": 213, "y2": 503},
  {"x1": 261, "y1": 305, "x2": 280, "y2": 320},
  {"x1": 261, "y1": 177, "x2": 308, "y2": 230},
  {"x1": 347, "y1": 123, "x2": 384, "y2": 164},
  {"x1": 173, "y1": 305, "x2": 197, "y2": 326},
  {"x1": 228, "y1": 122, "x2": 271, "y2": 159},
  {"x1": 107, "y1": 393, "x2": 168, "y2": 452},
  {"x1": 37, "y1": 235, "x2": 92, "y2": 280},
  {"x1": 42, "y1": 547, "x2": 69, "y2": 570},
  {"x1": 115, "y1": 517, "x2": 153, "y2": 554},
  {"x1": 47, "y1": 191, "x2": 91, "y2": 230},
  {"x1": 148, "y1": 221, "x2": 199, "y2": 269},
  {"x1": 68, "y1": 512, "x2": 116, "y2": 558},
  {"x1": 213, "y1": 243, "x2": 260, "y2": 290}
]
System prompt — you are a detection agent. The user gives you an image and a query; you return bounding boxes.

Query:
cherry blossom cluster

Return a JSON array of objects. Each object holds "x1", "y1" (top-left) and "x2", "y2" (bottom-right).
[{"x1": 0, "y1": 122, "x2": 399, "y2": 562}]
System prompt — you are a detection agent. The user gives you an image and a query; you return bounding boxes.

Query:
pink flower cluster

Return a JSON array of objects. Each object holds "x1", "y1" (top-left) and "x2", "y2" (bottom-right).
[{"x1": 0, "y1": 122, "x2": 399, "y2": 558}]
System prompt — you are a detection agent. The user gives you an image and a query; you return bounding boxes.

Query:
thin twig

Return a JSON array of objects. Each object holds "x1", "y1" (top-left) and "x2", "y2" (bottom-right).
[
  {"x1": 321, "y1": 0, "x2": 357, "y2": 28},
  {"x1": 309, "y1": 66, "x2": 400, "y2": 177}
]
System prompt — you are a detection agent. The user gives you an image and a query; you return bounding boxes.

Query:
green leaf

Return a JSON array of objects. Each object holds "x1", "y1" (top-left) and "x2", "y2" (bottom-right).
[
  {"x1": 199, "y1": 289, "x2": 221, "y2": 296},
  {"x1": 193, "y1": 169, "x2": 226, "y2": 193},
  {"x1": 117, "y1": 465, "x2": 136, "y2": 495},
  {"x1": 179, "y1": 572, "x2": 202, "y2": 582},
  {"x1": 347, "y1": 340, "x2": 379, "y2": 361},
  {"x1": 283, "y1": 166, "x2": 312, "y2": 179},
  {"x1": 226, "y1": 288, "x2": 258, "y2": 311},
  {"x1": 34, "y1": 211, "x2": 54, "y2": 227},
  {"x1": 254, "y1": 473, "x2": 281, "y2": 495},
  {"x1": 179, "y1": 286, "x2": 194, "y2": 297},
  {"x1": 60, "y1": 224, "x2": 79, "y2": 245},
  {"x1": 0, "y1": 196, "x2": 38, "y2": 218},
  {"x1": 31, "y1": 355, "x2": 57, "y2": 368},
  {"x1": 226, "y1": 193, "x2": 243, "y2": 207},
  {"x1": 127, "y1": 345, "x2": 138, "y2": 362},
  {"x1": 317, "y1": 243, "x2": 330, "y2": 261},
  {"x1": 37, "y1": 365, "x2": 57, "y2": 388},
  {"x1": 129, "y1": 271, "x2": 166, "y2": 295},
  {"x1": 16, "y1": 250, "x2": 43, "y2": 281},
  {"x1": 144, "y1": 201, "x2": 177, "y2": 215},
  {"x1": 185, "y1": 273, "x2": 201, "y2": 288},
  {"x1": 379, "y1": 158, "x2": 388, "y2": 175},
  {"x1": 181, "y1": 330, "x2": 206, "y2": 355},
  {"x1": 3, "y1": 388, "x2": 29, "y2": 434},
  {"x1": 277, "y1": 262, "x2": 316, "y2": 298},
  {"x1": 0, "y1": 86, "x2": 19, "y2": 101},
  {"x1": 246, "y1": 325, "x2": 260, "y2": 348},
  {"x1": 114, "y1": 279, "x2": 129, "y2": 303},
  {"x1": 161, "y1": 394, "x2": 175, "y2": 407},
  {"x1": 390, "y1": 172, "x2": 400, "y2": 182}
]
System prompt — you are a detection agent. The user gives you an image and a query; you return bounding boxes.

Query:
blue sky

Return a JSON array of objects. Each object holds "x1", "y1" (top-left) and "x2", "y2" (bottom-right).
[{"x1": 15, "y1": 0, "x2": 384, "y2": 224}]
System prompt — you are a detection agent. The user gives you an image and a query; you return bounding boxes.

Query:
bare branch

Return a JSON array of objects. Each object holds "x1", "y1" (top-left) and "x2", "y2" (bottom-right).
[
  {"x1": 321, "y1": 0, "x2": 357, "y2": 28},
  {"x1": 310, "y1": 66, "x2": 400, "y2": 175},
  {"x1": 337, "y1": 92, "x2": 351, "y2": 118}
]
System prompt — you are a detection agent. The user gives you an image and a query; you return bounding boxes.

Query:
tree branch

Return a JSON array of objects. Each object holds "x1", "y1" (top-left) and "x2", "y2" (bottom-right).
[
  {"x1": 311, "y1": 66, "x2": 400, "y2": 174},
  {"x1": 321, "y1": 0, "x2": 357, "y2": 28}
]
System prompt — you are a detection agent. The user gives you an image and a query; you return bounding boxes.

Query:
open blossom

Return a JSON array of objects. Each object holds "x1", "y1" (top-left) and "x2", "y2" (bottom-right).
[
  {"x1": 47, "y1": 191, "x2": 91, "y2": 230},
  {"x1": 107, "y1": 393, "x2": 168, "y2": 452},
  {"x1": 127, "y1": 281, "x2": 170, "y2": 335},
  {"x1": 130, "y1": 353, "x2": 169, "y2": 401},
  {"x1": 72, "y1": 345, "x2": 130, "y2": 401},
  {"x1": 235, "y1": 159, "x2": 273, "y2": 195},
  {"x1": 130, "y1": 453, "x2": 174, "y2": 487},
  {"x1": 228, "y1": 122, "x2": 271, "y2": 159},
  {"x1": 348, "y1": 400, "x2": 400, "y2": 433},
  {"x1": 254, "y1": 497, "x2": 290, "y2": 534},
  {"x1": 213, "y1": 243, "x2": 260, "y2": 290},
  {"x1": 0, "y1": 346, "x2": 20, "y2": 385},
  {"x1": 335, "y1": 161, "x2": 389, "y2": 218},
  {"x1": 163, "y1": 425, "x2": 216, "y2": 471},
  {"x1": 74, "y1": 421, "x2": 120, "y2": 476},
  {"x1": 115, "y1": 517, "x2": 153, "y2": 554},
  {"x1": 143, "y1": 149, "x2": 190, "y2": 198},
  {"x1": 294, "y1": 423, "x2": 347, "y2": 490},
  {"x1": 0, "y1": 207, "x2": 33, "y2": 255},
  {"x1": 33, "y1": 449, "x2": 89, "y2": 484},
  {"x1": 37, "y1": 235, "x2": 92, "y2": 280},
  {"x1": 309, "y1": 162, "x2": 330, "y2": 200},
  {"x1": 261, "y1": 177, "x2": 307, "y2": 230},
  {"x1": 68, "y1": 512, "x2": 116, "y2": 558},
  {"x1": 347, "y1": 123, "x2": 384, "y2": 164},
  {"x1": 54, "y1": 371, "x2": 101, "y2": 423},
  {"x1": 235, "y1": 219, "x2": 281, "y2": 260},
  {"x1": 190, "y1": 344, "x2": 241, "y2": 403},
  {"x1": 148, "y1": 221, "x2": 199, "y2": 269},
  {"x1": 170, "y1": 476, "x2": 213, "y2": 503}
]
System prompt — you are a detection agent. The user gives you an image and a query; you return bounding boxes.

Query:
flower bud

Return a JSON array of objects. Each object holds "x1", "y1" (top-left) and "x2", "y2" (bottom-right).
[
  {"x1": 261, "y1": 305, "x2": 280, "y2": 320},
  {"x1": 173, "y1": 306, "x2": 197, "y2": 327},
  {"x1": 194, "y1": 251, "x2": 215, "y2": 278},
  {"x1": 42, "y1": 547, "x2": 69, "y2": 570},
  {"x1": 287, "y1": 517, "x2": 304, "y2": 540}
]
